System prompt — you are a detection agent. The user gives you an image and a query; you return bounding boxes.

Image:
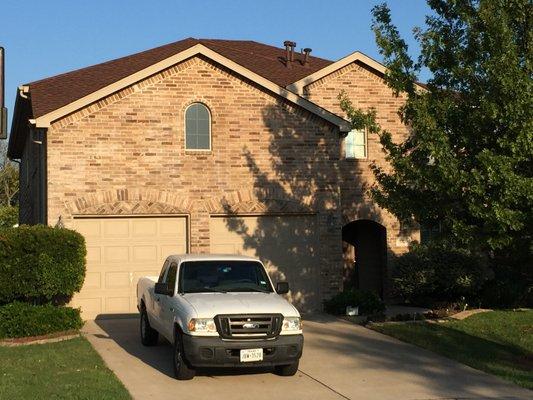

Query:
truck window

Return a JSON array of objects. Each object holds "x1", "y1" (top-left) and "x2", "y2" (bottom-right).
[
  {"x1": 158, "y1": 260, "x2": 169, "y2": 283},
  {"x1": 165, "y1": 263, "x2": 178, "y2": 293},
  {"x1": 179, "y1": 261, "x2": 273, "y2": 294}
]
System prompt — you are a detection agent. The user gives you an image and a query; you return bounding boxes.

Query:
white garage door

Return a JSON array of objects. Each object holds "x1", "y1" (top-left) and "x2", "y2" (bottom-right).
[
  {"x1": 210, "y1": 215, "x2": 320, "y2": 312},
  {"x1": 71, "y1": 216, "x2": 187, "y2": 319}
]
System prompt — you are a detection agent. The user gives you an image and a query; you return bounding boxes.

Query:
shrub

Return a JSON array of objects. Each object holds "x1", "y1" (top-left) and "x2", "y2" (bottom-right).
[
  {"x1": 393, "y1": 242, "x2": 488, "y2": 306},
  {"x1": 0, "y1": 225, "x2": 86, "y2": 304},
  {"x1": 479, "y1": 263, "x2": 533, "y2": 308},
  {"x1": 0, "y1": 302, "x2": 83, "y2": 339},
  {"x1": 0, "y1": 206, "x2": 18, "y2": 229},
  {"x1": 324, "y1": 289, "x2": 385, "y2": 315}
]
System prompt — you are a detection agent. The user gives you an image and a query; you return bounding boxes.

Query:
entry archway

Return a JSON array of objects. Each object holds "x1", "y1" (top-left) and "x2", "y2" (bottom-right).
[{"x1": 342, "y1": 220, "x2": 387, "y2": 297}]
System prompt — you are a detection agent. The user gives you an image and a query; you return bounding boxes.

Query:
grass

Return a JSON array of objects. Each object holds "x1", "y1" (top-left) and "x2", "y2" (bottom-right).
[
  {"x1": 371, "y1": 309, "x2": 533, "y2": 390},
  {"x1": 0, "y1": 337, "x2": 131, "y2": 399}
]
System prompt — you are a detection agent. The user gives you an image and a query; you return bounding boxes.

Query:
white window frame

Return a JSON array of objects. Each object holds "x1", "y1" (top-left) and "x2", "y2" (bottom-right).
[
  {"x1": 184, "y1": 102, "x2": 212, "y2": 151},
  {"x1": 343, "y1": 128, "x2": 367, "y2": 159}
]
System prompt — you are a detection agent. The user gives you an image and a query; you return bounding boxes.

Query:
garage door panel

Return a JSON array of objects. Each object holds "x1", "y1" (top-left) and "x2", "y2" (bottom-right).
[
  {"x1": 161, "y1": 244, "x2": 186, "y2": 259},
  {"x1": 210, "y1": 215, "x2": 320, "y2": 312},
  {"x1": 72, "y1": 297, "x2": 102, "y2": 317},
  {"x1": 104, "y1": 246, "x2": 130, "y2": 263},
  {"x1": 103, "y1": 219, "x2": 130, "y2": 237},
  {"x1": 105, "y1": 296, "x2": 131, "y2": 313},
  {"x1": 132, "y1": 219, "x2": 158, "y2": 237},
  {"x1": 84, "y1": 272, "x2": 101, "y2": 289},
  {"x1": 72, "y1": 216, "x2": 188, "y2": 319},
  {"x1": 132, "y1": 245, "x2": 158, "y2": 262},
  {"x1": 105, "y1": 272, "x2": 131, "y2": 288},
  {"x1": 160, "y1": 219, "x2": 186, "y2": 236},
  {"x1": 86, "y1": 247, "x2": 102, "y2": 263},
  {"x1": 75, "y1": 219, "x2": 101, "y2": 237}
]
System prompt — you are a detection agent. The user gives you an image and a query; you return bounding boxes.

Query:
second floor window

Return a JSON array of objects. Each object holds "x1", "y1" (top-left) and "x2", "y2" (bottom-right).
[
  {"x1": 185, "y1": 103, "x2": 211, "y2": 150},
  {"x1": 344, "y1": 129, "x2": 366, "y2": 159}
]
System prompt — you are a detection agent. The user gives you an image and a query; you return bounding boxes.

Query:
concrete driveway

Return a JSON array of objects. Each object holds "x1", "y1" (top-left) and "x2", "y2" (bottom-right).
[{"x1": 83, "y1": 314, "x2": 531, "y2": 400}]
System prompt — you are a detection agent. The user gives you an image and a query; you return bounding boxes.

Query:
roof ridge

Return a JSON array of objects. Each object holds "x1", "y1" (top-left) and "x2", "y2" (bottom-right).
[
  {"x1": 246, "y1": 40, "x2": 333, "y2": 63},
  {"x1": 199, "y1": 38, "x2": 332, "y2": 63},
  {"x1": 199, "y1": 39, "x2": 285, "y2": 63}
]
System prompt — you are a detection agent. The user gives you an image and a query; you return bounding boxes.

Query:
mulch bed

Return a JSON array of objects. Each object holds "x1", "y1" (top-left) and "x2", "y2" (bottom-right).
[{"x1": 0, "y1": 330, "x2": 80, "y2": 347}]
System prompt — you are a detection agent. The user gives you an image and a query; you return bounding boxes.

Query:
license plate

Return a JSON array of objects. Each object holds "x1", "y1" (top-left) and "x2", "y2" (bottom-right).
[{"x1": 240, "y1": 348, "x2": 263, "y2": 362}]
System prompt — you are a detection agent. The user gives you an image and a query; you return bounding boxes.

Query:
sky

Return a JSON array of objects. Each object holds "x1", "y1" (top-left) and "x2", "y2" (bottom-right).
[{"x1": 1, "y1": 0, "x2": 432, "y2": 128}]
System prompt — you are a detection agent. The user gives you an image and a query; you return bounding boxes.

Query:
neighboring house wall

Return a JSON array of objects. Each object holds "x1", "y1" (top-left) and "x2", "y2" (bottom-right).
[
  {"x1": 45, "y1": 56, "x2": 345, "y2": 303},
  {"x1": 304, "y1": 60, "x2": 419, "y2": 293},
  {"x1": 19, "y1": 129, "x2": 44, "y2": 225}
]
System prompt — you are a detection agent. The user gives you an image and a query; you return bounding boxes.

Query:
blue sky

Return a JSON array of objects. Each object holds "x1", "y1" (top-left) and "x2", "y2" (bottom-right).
[{"x1": 1, "y1": 0, "x2": 431, "y2": 125}]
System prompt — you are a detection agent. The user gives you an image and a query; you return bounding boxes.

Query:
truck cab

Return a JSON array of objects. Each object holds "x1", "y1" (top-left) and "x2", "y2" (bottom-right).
[{"x1": 137, "y1": 254, "x2": 303, "y2": 380}]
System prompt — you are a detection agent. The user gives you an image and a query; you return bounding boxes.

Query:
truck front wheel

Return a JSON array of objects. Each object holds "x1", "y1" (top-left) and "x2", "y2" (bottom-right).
[
  {"x1": 140, "y1": 307, "x2": 158, "y2": 346},
  {"x1": 274, "y1": 360, "x2": 299, "y2": 376},
  {"x1": 173, "y1": 331, "x2": 196, "y2": 380}
]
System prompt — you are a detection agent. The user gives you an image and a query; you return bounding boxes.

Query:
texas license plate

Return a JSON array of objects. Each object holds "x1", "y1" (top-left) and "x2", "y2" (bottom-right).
[{"x1": 240, "y1": 348, "x2": 263, "y2": 362}]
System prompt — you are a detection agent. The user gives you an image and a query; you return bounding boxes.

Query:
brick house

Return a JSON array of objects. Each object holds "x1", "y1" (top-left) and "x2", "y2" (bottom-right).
[{"x1": 7, "y1": 38, "x2": 420, "y2": 318}]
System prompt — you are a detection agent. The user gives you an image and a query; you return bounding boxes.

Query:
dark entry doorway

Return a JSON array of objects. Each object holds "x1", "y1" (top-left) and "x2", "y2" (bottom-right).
[{"x1": 342, "y1": 220, "x2": 387, "y2": 297}]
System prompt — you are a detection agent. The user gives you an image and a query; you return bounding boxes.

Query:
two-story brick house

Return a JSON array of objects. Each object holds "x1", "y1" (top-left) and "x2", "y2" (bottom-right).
[{"x1": 7, "y1": 38, "x2": 419, "y2": 318}]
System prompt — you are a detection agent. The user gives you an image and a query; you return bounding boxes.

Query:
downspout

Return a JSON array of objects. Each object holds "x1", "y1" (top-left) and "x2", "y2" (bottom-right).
[{"x1": 41, "y1": 127, "x2": 48, "y2": 226}]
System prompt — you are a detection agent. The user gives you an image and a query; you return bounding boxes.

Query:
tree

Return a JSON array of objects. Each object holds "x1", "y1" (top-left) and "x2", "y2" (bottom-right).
[
  {"x1": 0, "y1": 141, "x2": 18, "y2": 207},
  {"x1": 341, "y1": 0, "x2": 532, "y2": 261}
]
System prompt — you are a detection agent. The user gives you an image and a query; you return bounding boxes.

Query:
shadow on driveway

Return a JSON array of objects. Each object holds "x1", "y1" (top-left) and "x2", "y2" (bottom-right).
[
  {"x1": 93, "y1": 315, "x2": 274, "y2": 379},
  {"x1": 83, "y1": 313, "x2": 531, "y2": 400}
]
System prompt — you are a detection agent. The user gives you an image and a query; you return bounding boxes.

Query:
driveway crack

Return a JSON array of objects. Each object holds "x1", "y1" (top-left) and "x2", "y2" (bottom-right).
[{"x1": 297, "y1": 369, "x2": 352, "y2": 400}]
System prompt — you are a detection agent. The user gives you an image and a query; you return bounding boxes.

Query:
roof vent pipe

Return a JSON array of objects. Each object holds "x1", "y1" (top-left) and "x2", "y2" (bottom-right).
[
  {"x1": 303, "y1": 48, "x2": 312, "y2": 66},
  {"x1": 283, "y1": 40, "x2": 296, "y2": 67}
]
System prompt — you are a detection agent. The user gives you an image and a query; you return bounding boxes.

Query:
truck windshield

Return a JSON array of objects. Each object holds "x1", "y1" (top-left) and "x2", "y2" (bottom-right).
[{"x1": 179, "y1": 261, "x2": 274, "y2": 294}]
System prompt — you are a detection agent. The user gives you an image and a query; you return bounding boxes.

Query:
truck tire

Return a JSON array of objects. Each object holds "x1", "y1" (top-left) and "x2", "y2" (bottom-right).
[
  {"x1": 274, "y1": 360, "x2": 299, "y2": 376},
  {"x1": 140, "y1": 307, "x2": 158, "y2": 346},
  {"x1": 173, "y1": 331, "x2": 196, "y2": 380}
]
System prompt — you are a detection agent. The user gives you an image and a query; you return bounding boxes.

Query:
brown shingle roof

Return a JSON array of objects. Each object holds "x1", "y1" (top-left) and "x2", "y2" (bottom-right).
[{"x1": 28, "y1": 38, "x2": 333, "y2": 118}]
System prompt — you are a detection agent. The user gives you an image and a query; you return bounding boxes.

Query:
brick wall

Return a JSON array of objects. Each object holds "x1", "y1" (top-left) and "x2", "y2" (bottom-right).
[
  {"x1": 304, "y1": 61, "x2": 419, "y2": 294},
  {"x1": 46, "y1": 56, "x2": 345, "y2": 301}
]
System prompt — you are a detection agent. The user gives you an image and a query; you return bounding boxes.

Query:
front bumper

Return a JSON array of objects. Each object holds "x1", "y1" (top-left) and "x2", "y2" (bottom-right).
[{"x1": 181, "y1": 334, "x2": 303, "y2": 368}]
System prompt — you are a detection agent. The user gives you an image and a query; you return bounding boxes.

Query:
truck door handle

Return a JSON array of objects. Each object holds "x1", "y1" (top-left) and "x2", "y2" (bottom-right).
[
  {"x1": 169, "y1": 307, "x2": 174, "y2": 312},
  {"x1": 155, "y1": 297, "x2": 160, "y2": 302}
]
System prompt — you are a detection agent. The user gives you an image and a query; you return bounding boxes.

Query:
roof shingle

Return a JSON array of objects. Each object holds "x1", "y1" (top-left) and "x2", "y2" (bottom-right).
[{"x1": 28, "y1": 38, "x2": 333, "y2": 118}]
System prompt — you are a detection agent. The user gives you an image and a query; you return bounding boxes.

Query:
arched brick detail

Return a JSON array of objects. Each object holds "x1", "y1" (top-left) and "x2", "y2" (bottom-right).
[
  {"x1": 205, "y1": 188, "x2": 314, "y2": 214},
  {"x1": 65, "y1": 188, "x2": 192, "y2": 215}
]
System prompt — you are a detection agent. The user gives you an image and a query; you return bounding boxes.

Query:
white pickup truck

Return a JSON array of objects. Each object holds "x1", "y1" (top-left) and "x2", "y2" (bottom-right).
[{"x1": 136, "y1": 254, "x2": 303, "y2": 380}]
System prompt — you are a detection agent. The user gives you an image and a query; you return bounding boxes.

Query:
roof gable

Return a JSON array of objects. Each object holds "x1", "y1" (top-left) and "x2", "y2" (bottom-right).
[{"x1": 287, "y1": 50, "x2": 427, "y2": 94}]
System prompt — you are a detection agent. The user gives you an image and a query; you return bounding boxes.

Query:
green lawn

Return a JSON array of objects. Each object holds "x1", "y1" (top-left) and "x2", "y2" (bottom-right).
[
  {"x1": 0, "y1": 337, "x2": 131, "y2": 399},
  {"x1": 371, "y1": 309, "x2": 533, "y2": 390}
]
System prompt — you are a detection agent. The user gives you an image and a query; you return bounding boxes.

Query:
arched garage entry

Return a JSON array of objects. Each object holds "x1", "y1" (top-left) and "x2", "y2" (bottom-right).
[{"x1": 342, "y1": 220, "x2": 387, "y2": 297}]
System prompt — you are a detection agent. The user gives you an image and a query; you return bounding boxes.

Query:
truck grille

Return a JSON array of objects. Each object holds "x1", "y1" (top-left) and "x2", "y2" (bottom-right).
[{"x1": 214, "y1": 314, "x2": 283, "y2": 339}]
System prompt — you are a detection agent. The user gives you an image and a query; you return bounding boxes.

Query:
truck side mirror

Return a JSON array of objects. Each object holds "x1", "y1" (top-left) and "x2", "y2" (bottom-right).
[
  {"x1": 276, "y1": 282, "x2": 289, "y2": 295},
  {"x1": 155, "y1": 282, "x2": 173, "y2": 296}
]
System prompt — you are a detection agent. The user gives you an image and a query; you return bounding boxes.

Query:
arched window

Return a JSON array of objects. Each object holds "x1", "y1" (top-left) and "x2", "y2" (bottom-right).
[
  {"x1": 185, "y1": 103, "x2": 211, "y2": 150},
  {"x1": 344, "y1": 128, "x2": 366, "y2": 159}
]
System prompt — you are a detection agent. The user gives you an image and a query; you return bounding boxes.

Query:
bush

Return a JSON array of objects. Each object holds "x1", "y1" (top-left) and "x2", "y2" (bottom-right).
[
  {"x1": 393, "y1": 242, "x2": 488, "y2": 306},
  {"x1": 0, "y1": 206, "x2": 18, "y2": 229},
  {"x1": 324, "y1": 289, "x2": 385, "y2": 315},
  {"x1": 479, "y1": 263, "x2": 533, "y2": 308},
  {"x1": 0, "y1": 225, "x2": 86, "y2": 304},
  {"x1": 0, "y1": 302, "x2": 83, "y2": 339}
]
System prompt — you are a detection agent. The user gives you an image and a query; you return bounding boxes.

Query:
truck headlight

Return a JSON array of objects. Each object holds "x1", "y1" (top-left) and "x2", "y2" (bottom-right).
[
  {"x1": 282, "y1": 317, "x2": 302, "y2": 332},
  {"x1": 188, "y1": 318, "x2": 217, "y2": 333}
]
